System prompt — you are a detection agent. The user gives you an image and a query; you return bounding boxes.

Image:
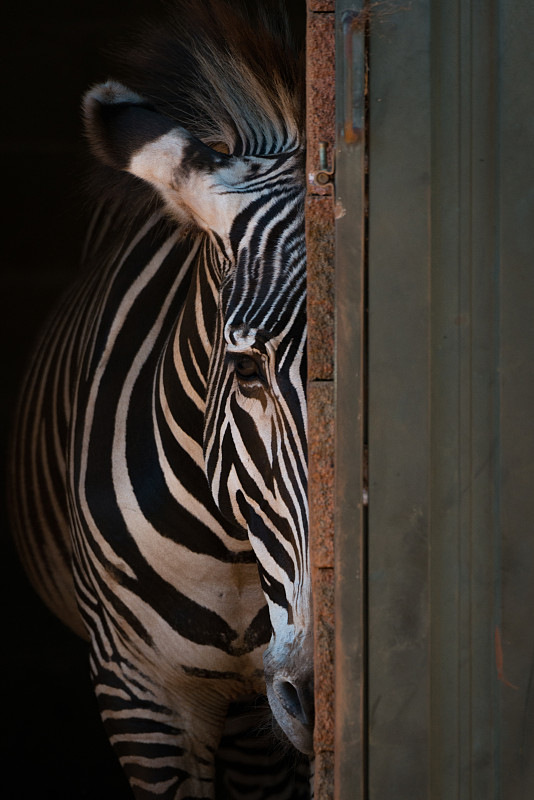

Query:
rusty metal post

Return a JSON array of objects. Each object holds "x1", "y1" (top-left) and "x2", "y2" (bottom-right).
[
  {"x1": 306, "y1": 1, "x2": 336, "y2": 797},
  {"x1": 306, "y1": 2, "x2": 367, "y2": 797}
]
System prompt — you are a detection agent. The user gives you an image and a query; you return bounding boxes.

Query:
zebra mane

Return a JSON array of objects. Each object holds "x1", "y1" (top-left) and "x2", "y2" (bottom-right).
[
  {"x1": 82, "y1": 0, "x2": 304, "y2": 244},
  {"x1": 116, "y1": 0, "x2": 304, "y2": 156}
]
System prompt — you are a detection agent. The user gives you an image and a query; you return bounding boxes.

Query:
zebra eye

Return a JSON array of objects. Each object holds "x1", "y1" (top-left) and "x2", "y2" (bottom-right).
[{"x1": 234, "y1": 356, "x2": 261, "y2": 380}]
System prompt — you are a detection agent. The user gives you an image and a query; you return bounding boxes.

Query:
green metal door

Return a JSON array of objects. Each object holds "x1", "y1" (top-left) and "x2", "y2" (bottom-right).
[{"x1": 308, "y1": 0, "x2": 534, "y2": 796}]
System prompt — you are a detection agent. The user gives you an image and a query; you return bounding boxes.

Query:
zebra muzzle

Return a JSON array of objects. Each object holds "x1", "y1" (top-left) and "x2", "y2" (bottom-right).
[{"x1": 264, "y1": 661, "x2": 315, "y2": 756}]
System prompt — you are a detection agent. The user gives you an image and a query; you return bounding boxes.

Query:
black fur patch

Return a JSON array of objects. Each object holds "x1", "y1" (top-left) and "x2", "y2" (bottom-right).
[
  {"x1": 87, "y1": 102, "x2": 178, "y2": 170},
  {"x1": 177, "y1": 139, "x2": 231, "y2": 179}
]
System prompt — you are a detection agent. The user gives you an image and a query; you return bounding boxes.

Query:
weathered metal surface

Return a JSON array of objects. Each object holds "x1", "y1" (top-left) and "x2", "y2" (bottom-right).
[
  {"x1": 498, "y1": 1, "x2": 534, "y2": 795},
  {"x1": 309, "y1": 381, "x2": 335, "y2": 568},
  {"x1": 306, "y1": 196, "x2": 335, "y2": 382},
  {"x1": 309, "y1": 0, "x2": 335, "y2": 11},
  {"x1": 306, "y1": 9, "x2": 335, "y2": 197},
  {"x1": 308, "y1": 381, "x2": 335, "y2": 782},
  {"x1": 367, "y1": 2, "x2": 431, "y2": 795},
  {"x1": 313, "y1": 564, "x2": 335, "y2": 752},
  {"x1": 428, "y1": 1, "x2": 501, "y2": 796},
  {"x1": 311, "y1": 0, "x2": 534, "y2": 796},
  {"x1": 367, "y1": 0, "x2": 534, "y2": 797},
  {"x1": 306, "y1": 4, "x2": 336, "y2": 798},
  {"x1": 334, "y1": 2, "x2": 367, "y2": 798}
]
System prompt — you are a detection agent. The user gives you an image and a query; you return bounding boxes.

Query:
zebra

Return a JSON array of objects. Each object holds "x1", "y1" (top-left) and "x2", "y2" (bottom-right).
[{"x1": 8, "y1": 1, "x2": 312, "y2": 798}]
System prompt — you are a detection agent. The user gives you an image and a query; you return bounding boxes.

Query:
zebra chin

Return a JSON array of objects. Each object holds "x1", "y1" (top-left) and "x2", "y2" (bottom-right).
[{"x1": 263, "y1": 637, "x2": 315, "y2": 756}]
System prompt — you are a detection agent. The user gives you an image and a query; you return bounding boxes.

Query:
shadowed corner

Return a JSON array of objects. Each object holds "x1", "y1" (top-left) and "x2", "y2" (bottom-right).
[{"x1": 1, "y1": 0, "x2": 151, "y2": 797}]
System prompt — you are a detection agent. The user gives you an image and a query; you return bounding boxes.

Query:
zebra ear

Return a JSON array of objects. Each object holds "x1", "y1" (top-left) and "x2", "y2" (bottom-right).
[
  {"x1": 82, "y1": 81, "x2": 182, "y2": 172},
  {"x1": 83, "y1": 81, "x2": 252, "y2": 233},
  {"x1": 82, "y1": 81, "x2": 228, "y2": 200}
]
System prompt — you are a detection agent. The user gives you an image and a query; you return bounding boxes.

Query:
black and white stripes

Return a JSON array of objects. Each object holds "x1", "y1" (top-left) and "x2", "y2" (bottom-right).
[{"x1": 9, "y1": 2, "x2": 311, "y2": 797}]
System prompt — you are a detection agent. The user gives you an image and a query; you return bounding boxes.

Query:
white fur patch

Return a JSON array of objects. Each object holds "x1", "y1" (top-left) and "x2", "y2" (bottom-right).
[{"x1": 129, "y1": 131, "x2": 187, "y2": 190}]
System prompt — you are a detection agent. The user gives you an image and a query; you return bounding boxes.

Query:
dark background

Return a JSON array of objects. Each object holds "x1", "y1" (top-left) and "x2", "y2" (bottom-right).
[
  {"x1": 1, "y1": 2, "x2": 305, "y2": 798},
  {"x1": 1, "y1": 5, "x2": 152, "y2": 797}
]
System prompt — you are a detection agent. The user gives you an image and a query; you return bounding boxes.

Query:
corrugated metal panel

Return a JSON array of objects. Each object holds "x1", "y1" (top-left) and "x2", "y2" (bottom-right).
[
  {"x1": 499, "y1": 0, "x2": 534, "y2": 793},
  {"x1": 367, "y1": 0, "x2": 431, "y2": 792},
  {"x1": 428, "y1": 1, "x2": 500, "y2": 795},
  {"x1": 308, "y1": 0, "x2": 533, "y2": 796},
  {"x1": 365, "y1": 0, "x2": 534, "y2": 797}
]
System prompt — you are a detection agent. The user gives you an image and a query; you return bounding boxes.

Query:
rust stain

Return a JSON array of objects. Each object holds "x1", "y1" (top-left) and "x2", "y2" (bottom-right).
[
  {"x1": 306, "y1": 12, "x2": 335, "y2": 198},
  {"x1": 495, "y1": 626, "x2": 519, "y2": 690}
]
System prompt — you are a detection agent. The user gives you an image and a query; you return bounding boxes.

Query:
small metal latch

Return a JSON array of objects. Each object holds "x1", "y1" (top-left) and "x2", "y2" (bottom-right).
[{"x1": 314, "y1": 141, "x2": 335, "y2": 186}]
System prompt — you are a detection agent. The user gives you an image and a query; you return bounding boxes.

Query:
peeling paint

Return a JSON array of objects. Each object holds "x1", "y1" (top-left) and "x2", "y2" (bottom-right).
[{"x1": 334, "y1": 201, "x2": 346, "y2": 219}]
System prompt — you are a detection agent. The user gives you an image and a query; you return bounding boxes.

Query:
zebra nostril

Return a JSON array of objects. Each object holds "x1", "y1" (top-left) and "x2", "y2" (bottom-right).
[{"x1": 274, "y1": 677, "x2": 314, "y2": 727}]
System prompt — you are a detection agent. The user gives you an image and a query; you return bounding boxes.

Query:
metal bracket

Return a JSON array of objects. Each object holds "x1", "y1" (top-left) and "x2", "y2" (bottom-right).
[{"x1": 313, "y1": 141, "x2": 336, "y2": 187}]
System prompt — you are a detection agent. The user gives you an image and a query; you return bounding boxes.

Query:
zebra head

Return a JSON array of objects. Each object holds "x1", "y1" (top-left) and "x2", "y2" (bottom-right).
[{"x1": 84, "y1": 83, "x2": 313, "y2": 754}]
